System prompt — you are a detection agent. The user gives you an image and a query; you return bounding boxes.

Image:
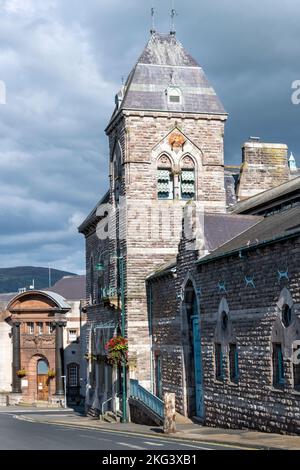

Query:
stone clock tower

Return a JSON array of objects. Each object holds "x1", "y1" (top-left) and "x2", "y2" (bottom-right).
[
  {"x1": 105, "y1": 31, "x2": 227, "y2": 389},
  {"x1": 80, "y1": 31, "x2": 227, "y2": 398}
]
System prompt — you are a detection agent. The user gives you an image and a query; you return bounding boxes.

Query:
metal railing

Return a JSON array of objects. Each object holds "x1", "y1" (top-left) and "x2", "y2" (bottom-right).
[{"x1": 130, "y1": 379, "x2": 164, "y2": 419}]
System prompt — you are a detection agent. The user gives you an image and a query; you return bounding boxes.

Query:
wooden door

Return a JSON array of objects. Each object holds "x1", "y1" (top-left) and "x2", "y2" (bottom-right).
[{"x1": 37, "y1": 375, "x2": 49, "y2": 401}]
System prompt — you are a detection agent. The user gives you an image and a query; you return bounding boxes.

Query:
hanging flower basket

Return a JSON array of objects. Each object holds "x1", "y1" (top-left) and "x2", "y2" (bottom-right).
[
  {"x1": 17, "y1": 369, "x2": 27, "y2": 378},
  {"x1": 47, "y1": 370, "x2": 56, "y2": 379},
  {"x1": 105, "y1": 336, "x2": 128, "y2": 367}
]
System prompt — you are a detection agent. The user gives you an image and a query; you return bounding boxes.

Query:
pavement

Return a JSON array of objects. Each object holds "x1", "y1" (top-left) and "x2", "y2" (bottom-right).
[
  {"x1": 2, "y1": 407, "x2": 300, "y2": 450},
  {"x1": 0, "y1": 410, "x2": 240, "y2": 450}
]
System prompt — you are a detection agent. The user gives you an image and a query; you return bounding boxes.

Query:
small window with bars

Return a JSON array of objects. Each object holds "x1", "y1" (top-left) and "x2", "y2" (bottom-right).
[
  {"x1": 157, "y1": 169, "x2": 173, "y2": 200},
  {"x1": 180, "y1": 169, "x2": 195, "y2": 200},
  {"x1": 68, "y1": 363, "x2": 79, "y2": 387},
  {"x1": 215, "y1": 343, "x2": 224, "y2": 381},
  {"x1": 293, "y1": 346, "x2": 300, "y2": 391},
  {"x1": 27, "y1": 322, "x2": 34, "y2": 335},
  {"x1": 273, "y1": 343, "x2": 285, "y2": 387},
  {"x1": 229, "y1": 344, "x2": 239, "y2": 383}
]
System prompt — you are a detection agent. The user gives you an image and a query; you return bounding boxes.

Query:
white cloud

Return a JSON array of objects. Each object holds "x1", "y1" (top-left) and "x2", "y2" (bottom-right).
[{"x1": 0, "y1": 0, "x2": 299, "y2": 275}]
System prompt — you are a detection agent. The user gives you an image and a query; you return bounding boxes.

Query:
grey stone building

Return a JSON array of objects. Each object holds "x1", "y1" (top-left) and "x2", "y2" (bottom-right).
[
  {"x1": 79, "y1": 28, "x2": 300, "y2": 433},
  {"x1": 147, "y1": 180, "x2": 300, "y2": 434},
  {"x1": 79, "y1": 30, "x2": 229, "y2": 416}
]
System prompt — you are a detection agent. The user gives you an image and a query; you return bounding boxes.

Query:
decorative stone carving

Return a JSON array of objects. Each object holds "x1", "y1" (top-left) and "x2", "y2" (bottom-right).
[
  {"x1": 22, "y1": 335, "x2": 55, "y2": 348},
  {"x1": 168, "y1": 132, "x2": 186, "y2": 151}
]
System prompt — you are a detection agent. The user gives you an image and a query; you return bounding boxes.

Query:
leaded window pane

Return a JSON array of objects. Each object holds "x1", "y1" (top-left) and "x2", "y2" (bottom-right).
[
  {"x1": 157, "y1": 169, "x2": 173, "y2": 200},
  {"x1": 68, "y1": 364, "x2": 79, "y2": 387},
  {"x1": 181, "y1": 170, "x2": 195, "y2": 199}
]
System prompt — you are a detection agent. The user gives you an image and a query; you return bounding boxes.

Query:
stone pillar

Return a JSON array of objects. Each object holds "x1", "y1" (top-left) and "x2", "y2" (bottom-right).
[
  {"x1": 163, "y1": 393, "x2": 176, "y2": 434},
  {"x1": 12, "y1": 322, "x2": 21, "y2": 394},
  {"x1": 55, "y1": 322, "x2": 65, "y2": 396}
]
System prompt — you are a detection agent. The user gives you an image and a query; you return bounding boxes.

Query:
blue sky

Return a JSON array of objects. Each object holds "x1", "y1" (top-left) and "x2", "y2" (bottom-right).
[{"x1": 0, "y1": 0, "x2": 299, "y2": 273}]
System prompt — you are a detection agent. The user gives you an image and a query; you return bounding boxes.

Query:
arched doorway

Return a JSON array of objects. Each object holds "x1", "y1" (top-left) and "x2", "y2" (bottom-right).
[
  {"x1": 184, "y1": 281, "x2": 204, "y2": 419},
  {"x1": 37, "y1": 359, "x2": 49, "y2": 401}
]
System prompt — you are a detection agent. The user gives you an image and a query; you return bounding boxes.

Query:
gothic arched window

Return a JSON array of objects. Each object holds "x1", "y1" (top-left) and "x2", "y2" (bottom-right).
[
  {"x1": 282, "y1": 304, "x2": 292, "y2": 328},
  {"x1": 157, "y1": 155, "x2": 174, "y2": 200},
  {"x1": 180, "y1": 156, "x2": 195, "y2": 200},
  {"x1": 112, "y1": 142, "x2": 122, "y2": 205}
]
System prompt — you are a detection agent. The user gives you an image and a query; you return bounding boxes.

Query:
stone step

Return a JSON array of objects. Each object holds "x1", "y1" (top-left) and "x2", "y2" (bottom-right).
[
  {"x1": 101, "y1": 411, "x2": 121, "y2": 423},
  {"x1": 17, "y1": 401, "x2": 62, "y2": 408}
]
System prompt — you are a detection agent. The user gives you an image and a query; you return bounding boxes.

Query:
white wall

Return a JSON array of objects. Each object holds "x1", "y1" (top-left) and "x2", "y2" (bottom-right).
[{"x1": 0, "y1": 321, "x2": 12, "y2": 393}]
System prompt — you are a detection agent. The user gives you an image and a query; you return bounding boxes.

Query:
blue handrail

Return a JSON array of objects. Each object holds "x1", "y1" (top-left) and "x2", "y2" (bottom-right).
[{"x1": 130, "y1": 379, "x2": 164, "y2": 419}]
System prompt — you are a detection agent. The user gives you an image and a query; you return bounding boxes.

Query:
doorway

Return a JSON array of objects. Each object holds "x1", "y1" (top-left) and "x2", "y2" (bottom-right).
[
  {"x1": 184, "y1": 282, "x2": 204, "y2": 419},
  {"x1": 37, "y1": 359, "x2": 49, "y2": 401}
]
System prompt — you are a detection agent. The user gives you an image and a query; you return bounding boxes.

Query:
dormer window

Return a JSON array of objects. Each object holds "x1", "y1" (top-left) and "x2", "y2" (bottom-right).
[{"x1": 167, "y1": 87, "x2": 182, "y2": 104}]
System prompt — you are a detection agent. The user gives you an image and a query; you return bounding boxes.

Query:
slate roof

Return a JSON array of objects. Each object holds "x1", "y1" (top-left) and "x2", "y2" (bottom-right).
[
  {"x1": 78, "y1": 191, "x2": 109, "y2": 234},
  {"x1": 108, "y1": 33, "x2": 226, "y2": 125},
  {"x1": 47, "y1": 275, "x2": 86, "y2": 301},
  {"x1": 197, "y1": 206, "x2": 300, "y2": 264},
  {"x1": 203, "y1": 213, "x2": 261, "y2": 253},
  {"x1": 147, "y1": 213, "x2": 260, "y2": 280},
  {"x1": 231, "y1": 176, "x2": 300, "y2": 214},
  {"x1": 0, "y1": 276, "x2": 86, "y2": 305}
]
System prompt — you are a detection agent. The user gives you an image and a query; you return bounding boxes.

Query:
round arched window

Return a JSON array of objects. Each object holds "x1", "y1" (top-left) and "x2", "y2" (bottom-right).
[
  {"x1": 221, "y1": 311, "x2": 229, "y2": 331},
  {"x1": 282, "y1": 304, "x2": 292, "y2": 328},
  {"x1": 37, "y1": 360, "x2": 49, "y2": 375}
]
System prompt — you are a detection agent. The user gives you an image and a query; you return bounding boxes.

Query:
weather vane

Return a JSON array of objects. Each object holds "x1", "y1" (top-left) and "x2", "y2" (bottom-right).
[
  {"x1": 170, "y1": 0, "x2": 178, "y2": 35},
  {"x1": 150, "y1": 7, "x2": 155, "y2": 34}
]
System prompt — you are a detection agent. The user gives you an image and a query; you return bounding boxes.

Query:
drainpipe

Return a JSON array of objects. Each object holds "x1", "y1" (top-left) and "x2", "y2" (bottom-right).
[
  {"x1": 148, "y1": 283, "x2": 154, "y2": 394},
  {"x1": 119, "y1": 256, "x2": 127, "y2": 423}
]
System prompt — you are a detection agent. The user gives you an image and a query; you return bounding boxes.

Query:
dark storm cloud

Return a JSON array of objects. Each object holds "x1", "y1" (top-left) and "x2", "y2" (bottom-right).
[{"x1": 0, "y1": 0, "x2": 299, "y2": 272}]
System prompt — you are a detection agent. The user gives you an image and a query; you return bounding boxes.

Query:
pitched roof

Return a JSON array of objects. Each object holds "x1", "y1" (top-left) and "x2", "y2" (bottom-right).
[
  {"x1": 203, "y1": 213, "x2": 261, "y2": 252},
  {"x1": 147, "y1": 213, "x2": 260, "y2": 280},
  {"x1": 108, "y1": 33, "x2": 226, "y2": 125},
  {"x1": 231, "y1": 176, "x2": 300, "y2": 214},
  {"x1": 78, "y1": 191, "x2": 109, "y2": 234},
  {"x1": 47, "y1": 275, "x2": 86, "y2": 301},
  {"x1": 197, "y1": 206, "x2": 300, "y2": 264}
]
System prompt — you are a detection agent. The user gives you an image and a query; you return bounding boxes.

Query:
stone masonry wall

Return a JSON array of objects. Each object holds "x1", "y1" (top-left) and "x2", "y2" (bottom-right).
[
  {"x1": 237, "y1": 142, "x2": 290, "y2": 201},
  {"x1": 106, "y1": 110, "x2": 227, "y2": 389},
  {"x1": 150, "y1": 231, "x2": 300, "y2": 434}
]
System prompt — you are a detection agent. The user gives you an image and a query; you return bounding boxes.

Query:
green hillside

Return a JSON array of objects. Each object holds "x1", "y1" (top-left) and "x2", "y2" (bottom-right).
[{"x1": 0, "y1": 266, "x2": 77, "y2": 294}]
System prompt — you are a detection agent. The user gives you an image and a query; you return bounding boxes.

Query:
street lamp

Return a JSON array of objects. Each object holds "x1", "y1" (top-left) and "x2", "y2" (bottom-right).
[{"x1": 95, "y1": 250, "x2": 127, "y2": 423}]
